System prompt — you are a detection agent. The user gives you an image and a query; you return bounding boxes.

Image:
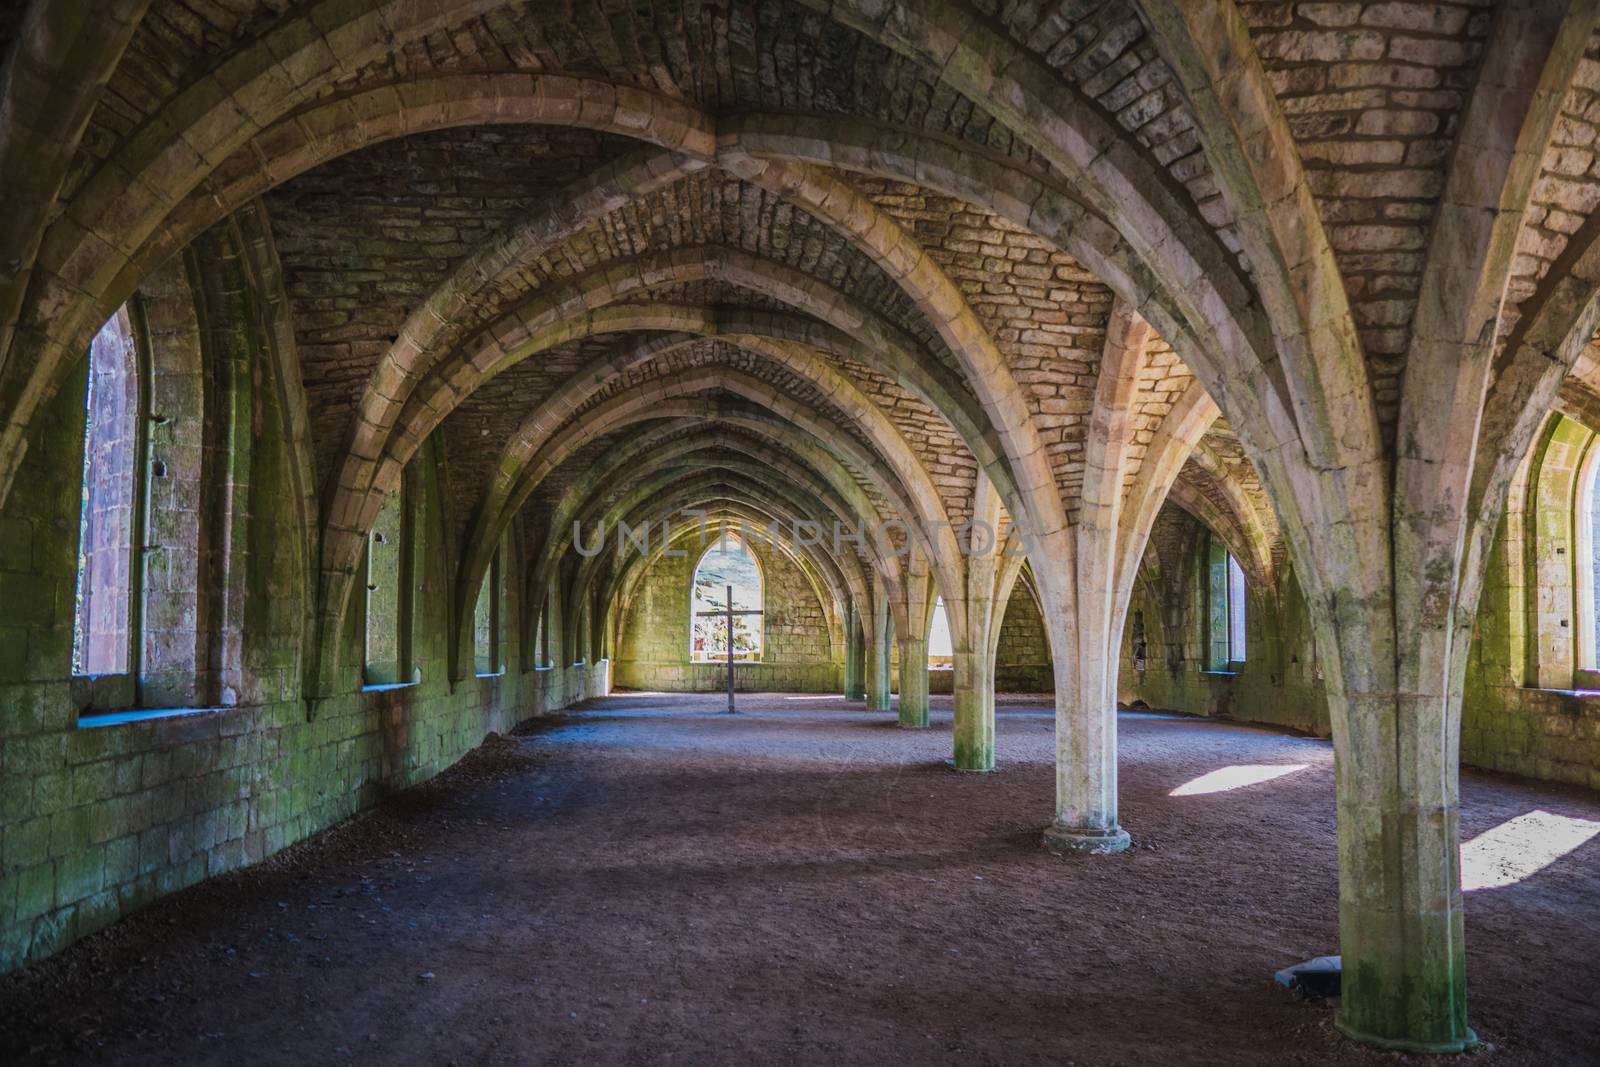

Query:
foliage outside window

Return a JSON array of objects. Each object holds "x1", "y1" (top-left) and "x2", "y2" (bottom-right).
[
  {"x1": 364, "y1": 484, "x2": 409, "y2": 685},
  {"x1": 475, "y1": 544, "x2": 503, "y2": 676},
  {"x1": 927, "y1": 597, "x2": 954, "y2": 668},
  {"x1": 74, "y1": 309, "x2": 141, "y2": 678},
  {"x1": 690, "y1": 532, "x2": 763, "y2": 662},
  {"x1": 1205, "y1": 533, "x2": 1247, "y2": 670}
]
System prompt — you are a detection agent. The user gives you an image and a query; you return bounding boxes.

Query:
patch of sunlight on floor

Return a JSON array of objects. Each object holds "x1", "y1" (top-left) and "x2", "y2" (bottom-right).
[
  {"x1": 1461, "y1": 809, "x2": 1600, "y2": 892},
  {"x1": 1169, "y1": 763, "x2": 1309, "y2": 797},
  {"x1": 783, "y1": 695, "x2": 837, "y2": 701}
]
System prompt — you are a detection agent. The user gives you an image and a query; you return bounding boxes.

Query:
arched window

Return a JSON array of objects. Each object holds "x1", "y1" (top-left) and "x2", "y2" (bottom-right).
[
  {"x1": 1131, "y1": 609, "x2": 1148, "y2": 672},
  {"x1": 1576, "y1": 437, "x2": 1600, "y2": 674},
  {"x1": 73, "y1": 308, "x2": 141, "y2": 677},
  {"x1": 1205, "y1": 533, "x2": 1247, "y2": 670},
  {"x1": 927, "y1": 596, "x2": 953, "y2": 668},
  {"x1": 1228, "y1": 552, "x2": 1248, "y2": 663},
  {"x1": 690, "y1": 531, "x2": 762, "y2": 661},
  {"x1": 1525, "y1": 415, "x2": 1597, "y2": 689},
  {"x1": 73, "y1": 270, "x2": 233, "y2": 713},
  {"x1": 542, "y1": 588, "x2": 555, "y2": 668},
  {"x1": 364, "y1": 479, "x2": 412, "y2": 686},
  {"x1": 474, "y1": 542, "x2": 503, "y2": 676}
]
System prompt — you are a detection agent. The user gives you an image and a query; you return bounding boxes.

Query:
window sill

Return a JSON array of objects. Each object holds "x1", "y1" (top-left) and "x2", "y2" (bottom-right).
[
  {"x1": 361, "y1": 681, "x2": 418, "y2": 693},
  {"x1": 1573, "y1": 668, "x2": 1600, "y2": 690},
  {"x1": 77, "y1": 705, "x2": 228, "y2": 730},
  {"x1": 1530, "y1": 685, "x2": 1600, "y2": 700},
  {"x1": 1200, "y1": 668, "x2": 1241, "y2": 678},
  {"x1": 475, "y1": 671, "x2": 506, "y2": 679}
]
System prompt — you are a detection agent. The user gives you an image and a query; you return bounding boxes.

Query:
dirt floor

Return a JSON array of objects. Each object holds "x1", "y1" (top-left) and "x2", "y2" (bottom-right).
[{"x1": 4, "y1": 692, "x2": 1599, "y2": 1066}]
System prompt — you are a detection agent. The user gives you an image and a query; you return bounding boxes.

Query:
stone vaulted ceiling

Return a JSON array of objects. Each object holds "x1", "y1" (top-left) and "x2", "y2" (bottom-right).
[
  {"x1": 15, "y1": 3, "x2": 1600, "y2": 1049},
  {"x1": 7, "y1": 0, "x2": 1600, "y2": 629}
]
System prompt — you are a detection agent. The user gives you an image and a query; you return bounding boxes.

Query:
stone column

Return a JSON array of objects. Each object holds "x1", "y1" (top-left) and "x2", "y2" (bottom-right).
[
  {"x1": 1040, "y1": 296, "x2": 1143, "y2": 854},
  {"x1": 843, "y1": 605, "x2": 866, "y2": 699},
  {"x1": 950, "y1": 647, "x2": 993, "y2": 770},
  {"x1": 896, "y1": 634, "x2": 929, "y2": 728},
  {"x1": 865, "y1": 593, "x2": 891, "y2": 711},
  {"x1": 1331, "y1": 674, "x2": 1472, "y2": 1051},
  {"x1": 1042, "y1": 637, "x2": 1128, "y2": 854},
  {"x1": 952, "y1": 474, "x2": 1002, "y2": 772}
]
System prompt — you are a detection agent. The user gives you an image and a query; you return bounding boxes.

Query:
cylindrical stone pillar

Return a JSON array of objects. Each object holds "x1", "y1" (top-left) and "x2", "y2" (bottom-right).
[
  {"x1": 844, "y1": 609, "x2": 866, "y2": 700},
  {"x1": 1042, "y1": 653, "x2": 1129, "y2": 853},
  {"x1": 1333, "y1": 689, "x2": 1475, "y2": 1053},
  {"x1": 951, "y1": 649, "x2": 994, "y2": 770},
  {"x1": 896, "y1": 635, "x2": 929, "y2": 728}
]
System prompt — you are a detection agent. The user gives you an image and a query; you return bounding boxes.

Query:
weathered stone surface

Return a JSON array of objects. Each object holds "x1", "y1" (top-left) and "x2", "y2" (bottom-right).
[{"x1": 4, "y1": 3, "x2": 1600, "y2": 1057}]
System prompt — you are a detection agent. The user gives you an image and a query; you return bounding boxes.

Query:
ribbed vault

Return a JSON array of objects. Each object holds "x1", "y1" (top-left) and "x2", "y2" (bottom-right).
[{"x1": 14, "y1": 2, "x2": 1600, "y2": 1051}]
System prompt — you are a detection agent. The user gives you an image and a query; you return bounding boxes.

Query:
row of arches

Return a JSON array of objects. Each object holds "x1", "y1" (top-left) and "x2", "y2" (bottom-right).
[{"x1": 10, "y1": 0, "x2": 1600, "y2": 1051}]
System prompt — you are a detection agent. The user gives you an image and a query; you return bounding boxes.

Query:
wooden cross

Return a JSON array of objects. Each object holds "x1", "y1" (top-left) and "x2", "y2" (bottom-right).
[{"x1": 695, "y1": 584, "x2": 763, "y2": 714}]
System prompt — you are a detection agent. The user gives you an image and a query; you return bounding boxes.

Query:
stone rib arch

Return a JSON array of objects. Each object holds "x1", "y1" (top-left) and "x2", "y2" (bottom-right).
[
  {"x1": 1166, "y1": 481, "x2": 1255, "y2": 587},
  {"x1": 1396, "y1": 2, "x2": 1595, "y2": 710},
  {"x1": 238, "y1": 82, "x2": 1067, "y2": 583},
  {"x1": 717, "y1": 153, "x2": 1065, "y2": 546},
  {"x1": 1139, "y1": 0, "x2": 1375, "y2": 477},
  {"x1": 789, "y1": 0, "x2": 1296, "y2": 477},
  {"x1": 454, "y1": 308, "x2": 965, "y2": 611},
  {"x1": 513, "y1": 383, "x2": 940, "y2": 599},
  {"x1": 334, "y1": 247, "x2": 994, "y2": 541},
  {"x1": 594, "y1": 479, "x2": 871, "y2": 647},
  {"x1": 496, "y1": 438, "x2": 886, "y2": 678},
  {"x1": 304, "y1": 297, "x2": 969, "y2": 693},
  {"x1": 561, "y1": 451, "x2": 879, "y2": 610},
  {"x1": 1110, "y1": 380, "x2": 1220, "y2": 656},
  {"x1": 716, "y1": 111, "x2": 1275, "y2": 426},
  {"x1": 196, "y1": 87, "x2": 1260, "y2": 554},
  {"x1": 1184, "y1": 444, "x2": 1275, "y2": 589},
  {"x1": 361, "y1": 148, "x2": 705, "y2": 434},
  {"x1": 518, "y1": 423, "x2": 897, "y2": 632},
  {"x1": 517, "y1": 379, "x2": 936, "y2": 645},
  {"x1": 381, "y1": 357, "x2": 949, "y2": 697},
  {"x1": 355, "y1": 240, "x2": 1018, "y2": 581},
  {"x1": 491, "y1": 367, "x2": 947, "y2": 601},
  {"x1": 581, "y1": 470, "x2": 864, "y2": 634},
  {"x1": 602, "y1": 493, "x2": 860, "y2": 672},
  {"x1": 300, "y1": 245, "x2": 995, "y2": 695},
  {"x1": 1469, "y1": 221, "x2": 1600, "y2": 641},
  {"x1": 0, "y1": 0, "x2": 147, "y2": 365},
  {"x1": 454, "y1": 287, "x2": 998, "y2": 517},
  {"x1": 0, "y1": 3, "x2": 536, "y2": 496}
]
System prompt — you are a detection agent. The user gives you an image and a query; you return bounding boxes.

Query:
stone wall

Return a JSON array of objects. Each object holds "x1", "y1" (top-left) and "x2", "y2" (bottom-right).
[
  {"x1": 612, "y1": 538, "x2": 840, "y2": 692},
  {"x1": 1118, "y1": 505, "x2": 1330, "y2": 737},
  {"x1": 996, "y1": 586, "x2": 1053, "y2": 693},
  {"x1": 922, "y1": 586, "x2": 1053, "y2": 694},
  {"x1": 1119, "y1": 499, "x2": 1600, "y2": 792},
  {"x1": 1457, "y1": 418, "x2": 1600, "y2": 791},
  {"x1": 0, "y1": 284, "x2": 601, "y2": 976}
]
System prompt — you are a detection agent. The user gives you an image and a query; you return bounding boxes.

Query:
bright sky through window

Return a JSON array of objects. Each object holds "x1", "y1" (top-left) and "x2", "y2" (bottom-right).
[{"x1": 691, "y1": 531, "x2": 763, "y2": 661}]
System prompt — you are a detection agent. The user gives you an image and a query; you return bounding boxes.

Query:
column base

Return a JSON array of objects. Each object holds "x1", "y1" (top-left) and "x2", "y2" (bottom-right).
[
  {"x1": 945, "y1": 758, "x2": 995, "y2": 774},
  {"x1": 1334, "y1": 1020, "x2": 1478, "y2": 1055},
  {"x1": 1042, "y1": 823, "x2": 1131, "y2": 855}
]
